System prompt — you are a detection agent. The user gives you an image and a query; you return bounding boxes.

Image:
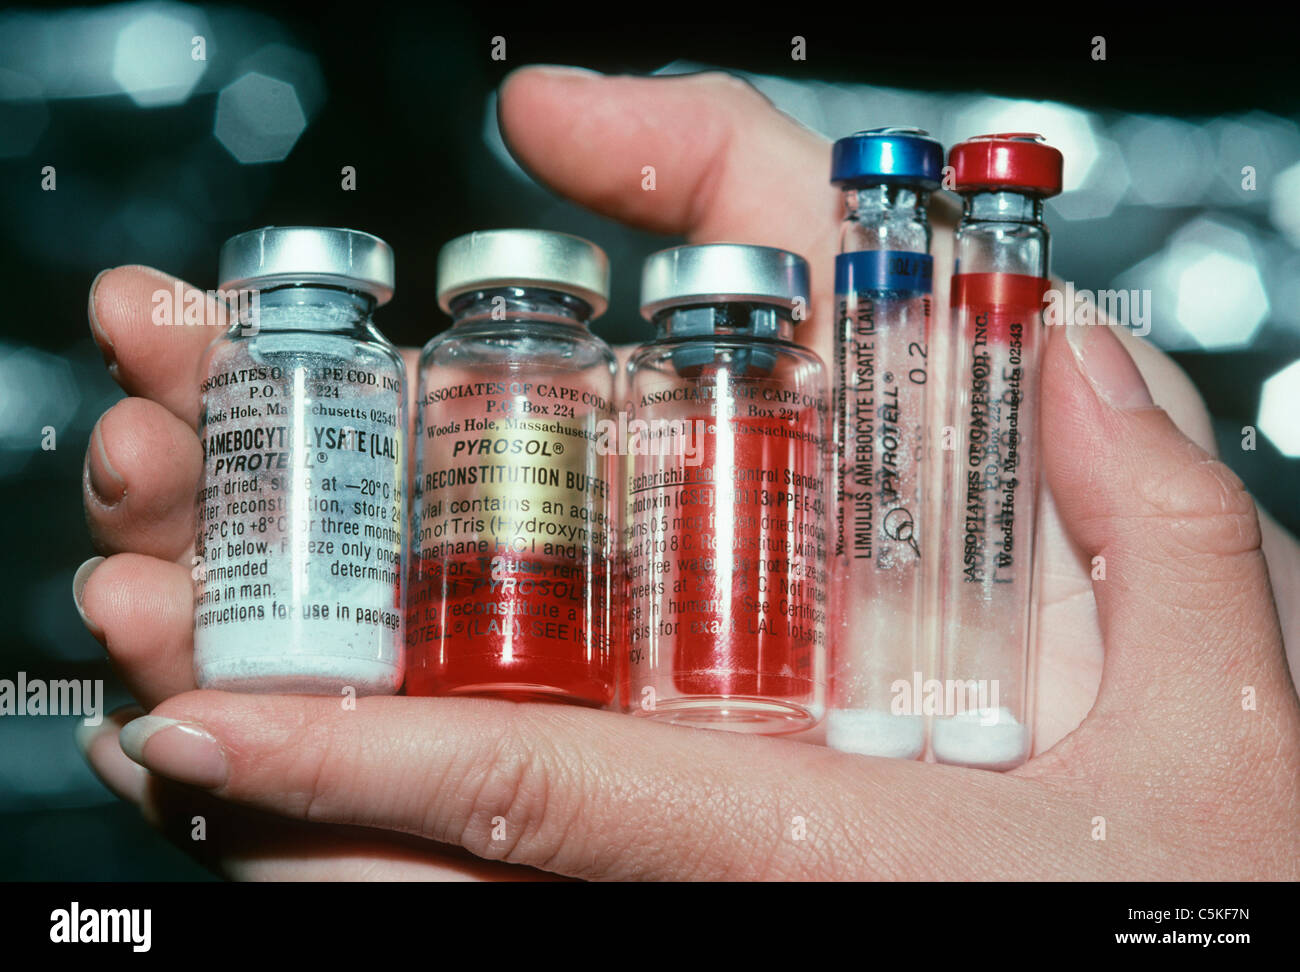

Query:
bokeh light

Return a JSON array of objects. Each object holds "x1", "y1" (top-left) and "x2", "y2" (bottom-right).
[
  {"x1": 214, "y1": 71, "x2": 308, "y2": 164},
  {"x1": 1114, "y1": 115, "x2": 1215, "y2": 206},
  {"x1": 1269, "y1": 160, "x2": 1300, "y2": 246},
  {"x1": 0, "y1": 343, "x2": 80, "y2": 478},
  {"x1": 1171, "y1": 219, "x2": 1269, "y2": 350},
  {"x1": 110, "y1": 4, "x2": 210, "y2": 107},
  {"x1": 1258, "y1": 360, "x2": 1300, "y2": 457}
]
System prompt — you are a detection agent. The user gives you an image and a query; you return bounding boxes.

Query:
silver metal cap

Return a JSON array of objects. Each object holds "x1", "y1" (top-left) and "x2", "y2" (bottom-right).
[
  {"x1": 640, "y1": 243, "x2": 810, "y2": 320},
  {"x1": 436, "y1": 229, "x2": 610, "y2": 318},
  {"x1": 218, "y1": 226, "x2": 395, "y2": 305}
]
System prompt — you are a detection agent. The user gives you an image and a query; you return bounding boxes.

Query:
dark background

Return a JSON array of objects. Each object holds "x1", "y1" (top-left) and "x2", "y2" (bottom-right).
[{"x1": 1, "y1": 5, "x2": 1297, "y2": 879}]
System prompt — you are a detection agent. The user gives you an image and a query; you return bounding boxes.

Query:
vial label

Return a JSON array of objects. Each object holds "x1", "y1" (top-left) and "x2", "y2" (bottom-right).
[
  {"x1": 624, "y1": 378, "x2": 829, "y2": 700},
  {"x1": 195, "y1": 361, "x2": 405, "y2": 674},
  {"x1": 833, "y1": 251, "x2": 932, "y2": 570},
  {"x1": 949, "y1": 272, "x2": 1047, "y2": 588},
  {"x1": 407, "y1": 378, "x2": 615, "y2": 701}
]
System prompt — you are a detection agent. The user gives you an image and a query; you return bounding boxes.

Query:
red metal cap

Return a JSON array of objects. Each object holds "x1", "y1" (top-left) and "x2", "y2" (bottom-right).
[{"x1": 949, "y1": 133, "x2": 1063, "y2": 197}]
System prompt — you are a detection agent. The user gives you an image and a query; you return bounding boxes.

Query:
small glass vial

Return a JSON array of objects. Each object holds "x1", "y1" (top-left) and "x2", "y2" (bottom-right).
[
  {"x1": 406, "y1": 229, "x2": 618, "y2": 705},
  {"x1": 934, "y1": 134, "x2": 1063, "y2": 769},
  {"x1": 624, "y1": 244, "x2": 830, "y2": 733},
  {"x1": 195, "y1": 226, "x2": 407, "y2": 694},
  {"x1": 827, "y1": 128, "x2": 942, "y2": 758}
]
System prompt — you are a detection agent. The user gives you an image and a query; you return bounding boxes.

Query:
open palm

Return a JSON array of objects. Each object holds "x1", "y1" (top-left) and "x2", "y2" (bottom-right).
[{"x1": 77, "y1": 69, "x2": 1300, "y2": 880}]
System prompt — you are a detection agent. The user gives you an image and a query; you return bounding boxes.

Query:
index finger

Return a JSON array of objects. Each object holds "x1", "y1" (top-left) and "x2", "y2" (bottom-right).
[
  {"x1": 498, "y1": 67, "x2": 961, "y2": 381},
  {"x1": 89, "y1": 264, "x2": 227, "y2": 428}
]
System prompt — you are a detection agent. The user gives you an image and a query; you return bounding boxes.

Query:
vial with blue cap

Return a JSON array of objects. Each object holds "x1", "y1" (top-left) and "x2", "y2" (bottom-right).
[
  {"x1": 624, "y1": 243, "x2": 830, "y2": 733},
  {"x1": 827, "y1": 127, "x2": 942, "y2": 758}
]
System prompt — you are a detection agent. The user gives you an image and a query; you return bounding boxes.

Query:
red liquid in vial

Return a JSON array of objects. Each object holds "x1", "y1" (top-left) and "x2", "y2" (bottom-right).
[
  {"x1": 673, "y1": 412, "x2": 820, "y2": 697},
  {"x1": 626, "y1": 397, "x2": 826, "y2": 709},
  {"x1": 406, "y1": 553, "x2": 613, "y2": 704}
]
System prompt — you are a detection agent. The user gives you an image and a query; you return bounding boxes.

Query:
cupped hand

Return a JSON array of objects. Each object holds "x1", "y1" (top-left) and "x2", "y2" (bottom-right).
[{"x1": 76, "y1": 69, "x2": 1300, "y2": 880}]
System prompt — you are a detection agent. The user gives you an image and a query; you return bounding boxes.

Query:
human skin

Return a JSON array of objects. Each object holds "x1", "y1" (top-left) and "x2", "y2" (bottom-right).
[{"x1": 74, "y1": 68, "x2": 1300, "y2": 880}]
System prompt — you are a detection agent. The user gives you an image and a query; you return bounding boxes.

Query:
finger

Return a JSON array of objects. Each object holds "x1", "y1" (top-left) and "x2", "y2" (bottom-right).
[
  {"x1": 76, "y1": 706, "x2": 152, "y2": 805},
  {"x1": 83, "y1": 397, "x2": 203, "y2": 560},
  {"x1": 1039, "y1": 323, "x2": 1300, "y2": 767},
  {"x1": 1031, "y1": 321, "x2": 1227, "y2": 749},
  {"x1": 1115, "y1": 325, "x2": 1217, "y2": 456},
  {"x1": 76, "y1": 708, "x2": 550, "y2": 880},
  {"x1": 498, "y1": 67, "x2": 830, "y2": 240},
  {"x1": 75, "y1": 553, "x2": 197, "y2": 707},
  {"x1": 1260, "y1": 504, "x2": 1300, "y2": 680},
  {"x1": 498, "y1": 67, "x2": 842, "y2": 354},
  {"x1": 89, "y1": 266, "x2": 226, "y2": 428},
  {"x1": 118, "y1": 693, "x2": 1111, "y2": 880}
]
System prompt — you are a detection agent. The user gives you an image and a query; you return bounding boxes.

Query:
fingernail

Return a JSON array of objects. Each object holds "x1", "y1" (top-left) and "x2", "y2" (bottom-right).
[
  {"x1": 87, "y1": 268, "x2": 115, "y2": 369},
  {"x1": 523, "y1": 64, "x2": 603, "y2": 80},
  {"x1": 119, "y1": 715, "x2": 228, "y2": 789},
  {"x1": 75, "y1": 703, "x2": 142, "y2": 757},
  {"x1": 78, "y1": 706, "x2": 151, "y2": 805},
  {"x1": 86, "y1": 416, "x2": 125, "y2": 505},
  {"x1": 1065, "y1": 323, "x2": 1154, "y2": 411},
  {"x1": 72, "y1": 556, "x2": 107, "y2": 639}
]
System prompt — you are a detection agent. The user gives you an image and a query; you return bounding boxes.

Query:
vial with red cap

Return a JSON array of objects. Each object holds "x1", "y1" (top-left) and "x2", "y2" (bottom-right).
[{"x1": 933, "y1": 133, "x2": 1063, "y2": 769}]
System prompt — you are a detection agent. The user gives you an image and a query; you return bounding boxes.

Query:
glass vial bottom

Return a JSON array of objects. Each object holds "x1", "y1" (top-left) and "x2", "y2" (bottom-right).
[
  {"x1": 631, "y1": 682, "x2": 822, "y2": 734},
  {"x1": 195, "y1": 650, "x2": 403, "y2": 696}
]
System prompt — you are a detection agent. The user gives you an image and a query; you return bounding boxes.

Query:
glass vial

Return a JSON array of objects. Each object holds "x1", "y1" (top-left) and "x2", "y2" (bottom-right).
[
  {"x1": 406, "y1": 229, "x2": 617, "y2": 705},
  {"x1": 195, "y1": 226, "x2": 407, "y2": 694},
  {"x1": 827, "y1": 128, "x2": 942, "y2": 758},
  {"x1": 934, "y1": 134, "x2": 1063, "y2": 769},
  {"x1": 624, "y1": 244, "x2": 830, "y2": 733}
]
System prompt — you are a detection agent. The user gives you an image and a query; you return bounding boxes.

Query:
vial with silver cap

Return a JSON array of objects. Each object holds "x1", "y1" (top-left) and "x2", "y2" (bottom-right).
[
  {"x1": 195, "y1": 226, "x2": 407, "y2": 695},
  {"x1": 624, "y1": 243, "x2": 830, "y2": 732},
  {"x1": 406, "y1": 229, "x2": 618, "y2": 705},
  {"x1": 827, "y1": 127, "x2": 942, "y2": 759}
]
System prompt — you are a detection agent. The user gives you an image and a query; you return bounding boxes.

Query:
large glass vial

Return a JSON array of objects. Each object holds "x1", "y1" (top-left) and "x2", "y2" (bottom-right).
[
  {"x1": 406, "y1": 230, "x2": 618, "y2": 705},
  {"x1": 194, "y1": 226, "x2": 407, "y2": 695},
  {"x1": 624, "y1": 244, "x2": 830, "y2": 733}
]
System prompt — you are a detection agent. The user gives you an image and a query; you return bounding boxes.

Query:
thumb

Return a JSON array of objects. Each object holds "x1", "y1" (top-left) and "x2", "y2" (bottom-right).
[{"x1": 1040, "y1": 323, "x2": 1295, "y2": 768}]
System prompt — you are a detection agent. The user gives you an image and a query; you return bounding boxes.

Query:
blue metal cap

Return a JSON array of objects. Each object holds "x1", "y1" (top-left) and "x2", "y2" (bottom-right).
[{"x1": 830, "y1": 127, "x2": 944, "y2": 189}]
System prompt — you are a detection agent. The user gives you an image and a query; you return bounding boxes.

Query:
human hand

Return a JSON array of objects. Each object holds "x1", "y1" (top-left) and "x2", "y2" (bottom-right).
[{"x1": 76, "y1": 69, "x2": 1300, "y2": 879}]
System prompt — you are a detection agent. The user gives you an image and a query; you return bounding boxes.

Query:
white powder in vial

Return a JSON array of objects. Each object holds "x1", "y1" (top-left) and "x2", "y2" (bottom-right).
[
  {"x1": 931, "y1": 706, "x2": 1029, "y2": 770},
  {"x1": 826, "y1": 710, "x2": 924, "y2": 759},
  {"x1": 194, "y1": 339, "x2": 404, "y2": 696}
]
